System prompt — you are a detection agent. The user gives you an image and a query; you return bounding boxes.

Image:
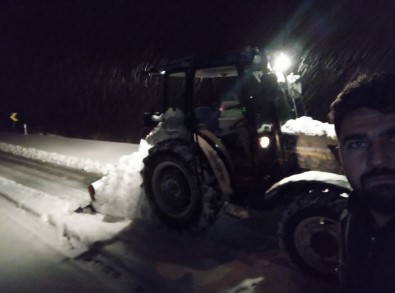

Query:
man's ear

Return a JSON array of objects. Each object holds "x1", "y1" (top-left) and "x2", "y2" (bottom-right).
[{"x1": 328, "y1": 144, "x2": 342, "y2": 167}]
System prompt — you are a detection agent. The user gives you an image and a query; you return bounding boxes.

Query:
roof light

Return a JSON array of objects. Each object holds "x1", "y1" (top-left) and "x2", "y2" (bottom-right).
[{"x1": 272, "y1": 52, "x2": 291, "y2": 73}]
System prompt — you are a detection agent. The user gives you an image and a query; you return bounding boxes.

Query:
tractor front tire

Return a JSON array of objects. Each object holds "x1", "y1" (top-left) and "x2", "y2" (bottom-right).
[
  {"x1": 279, "y1": 190, "x2": 347, "y2": 277},
  {"x1": 143, "y1": 141, "x2": 224, "y2": 232}
]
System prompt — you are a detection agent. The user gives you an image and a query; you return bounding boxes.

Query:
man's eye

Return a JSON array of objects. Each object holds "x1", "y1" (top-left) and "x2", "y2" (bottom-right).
[{"x1": 346, "y1": 141, "x2": 367, "y2": 149}]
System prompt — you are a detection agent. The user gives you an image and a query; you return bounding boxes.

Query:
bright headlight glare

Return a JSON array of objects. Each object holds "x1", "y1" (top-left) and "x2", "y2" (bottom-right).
[
  {"x1": 273, "y1": 52, "x2": 291, "y2": 73},
  {"x1": 259, "y1": 136, "x2": 270, "y2": 148}
]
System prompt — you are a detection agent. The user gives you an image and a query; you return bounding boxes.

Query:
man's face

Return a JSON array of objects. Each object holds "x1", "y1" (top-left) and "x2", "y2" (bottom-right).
[{"x1": 338, "y1": 108, "x2": 395, "y2": 215}]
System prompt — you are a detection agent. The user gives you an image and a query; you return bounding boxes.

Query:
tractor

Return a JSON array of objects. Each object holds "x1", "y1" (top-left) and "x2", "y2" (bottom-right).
[{"x1": 142, "y1": 48, "x2": 351, "y2": 276}]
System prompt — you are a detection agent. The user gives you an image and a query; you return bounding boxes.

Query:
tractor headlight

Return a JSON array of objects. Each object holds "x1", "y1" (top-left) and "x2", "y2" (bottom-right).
[{"x1": 259, "y1": 136, "x2": 270, "y2": 148}]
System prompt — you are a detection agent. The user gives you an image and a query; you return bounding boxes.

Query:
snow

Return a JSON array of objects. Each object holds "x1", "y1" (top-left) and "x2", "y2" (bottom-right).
[
  {"x1": 0, "y1": 132, "x2": 141, "y2": 247},
  {"x1": 265, "y1": 170, "x2": 351, "y2": 196},
  {"x1": 281, "y1": 116, "x2": 337, "y2": 139},
  {"x1": 0, "y1": 196, "x2": 137, "y2": 292},
  {"x1": 0, "y1": 133, "x2": 147, "y2": 292},
  {"x1": 0, "y1": 132, "x2": 139, "y2": 165},
  {"x1": 91, "y1": 108, "x2": 188, "y2": 219},
  {"x1": 90, "y1": 140, "x2": 151, "y2": 219}
]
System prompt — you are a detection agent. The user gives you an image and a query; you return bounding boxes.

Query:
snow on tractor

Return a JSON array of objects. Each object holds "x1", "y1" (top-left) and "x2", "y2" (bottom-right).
[{"x1": 142, "y1": 48, "x2": 351, "y2": 277}]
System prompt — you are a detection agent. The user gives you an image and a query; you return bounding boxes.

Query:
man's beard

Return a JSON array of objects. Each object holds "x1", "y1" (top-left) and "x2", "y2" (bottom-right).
[
  {"x1": 360, "y1": 168, "x2": 395, "y2": 215},
  {"x1": 359, "y1": 186, "x2": 395, "y2": 215}
]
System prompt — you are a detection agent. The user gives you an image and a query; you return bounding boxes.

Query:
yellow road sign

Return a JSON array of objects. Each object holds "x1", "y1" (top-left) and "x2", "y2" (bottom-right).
[{"x1": 10, "y1": 113, "x2": 18, "y2": 122}]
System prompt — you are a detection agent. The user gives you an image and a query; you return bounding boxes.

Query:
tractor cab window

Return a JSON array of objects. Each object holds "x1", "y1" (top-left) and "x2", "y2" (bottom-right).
[
  {"x1": 244, "y1": 71, "x2": 296, "y2": 133},
  {"x1": 193, "y1": 66, "x2": 243, "y2": 132},
  {"x1": 252, "y1": 71, "x2": 298, "y2": 125},
  {"x1": 242, "y1": 71, "x2": 276, "y2": 132},
  {"x1": 165, "y1": 71, "x2": 186, "y2": 112},
  {"x1": 193, "y1": 66, "x2": 253, "y2": 166}
]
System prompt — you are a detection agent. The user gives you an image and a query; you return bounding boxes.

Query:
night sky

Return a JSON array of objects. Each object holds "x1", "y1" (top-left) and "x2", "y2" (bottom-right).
[{"x1": 1, "y1": 0, "x2": 395, "y2": 142}]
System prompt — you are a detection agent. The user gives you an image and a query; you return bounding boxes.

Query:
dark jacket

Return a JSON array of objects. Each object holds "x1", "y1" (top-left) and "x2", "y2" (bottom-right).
[{"x1": 339, "y1": 191, "x2": 395, "y2": 292}]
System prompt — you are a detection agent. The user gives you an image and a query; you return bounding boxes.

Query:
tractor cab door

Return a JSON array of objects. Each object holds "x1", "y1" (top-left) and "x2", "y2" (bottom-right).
[
  {"x1": 242, "y1": 70, "x2": 300, "y2": 188},
  {"x1": 192, "y1": 66, "x2": 255, "y2": 171}
]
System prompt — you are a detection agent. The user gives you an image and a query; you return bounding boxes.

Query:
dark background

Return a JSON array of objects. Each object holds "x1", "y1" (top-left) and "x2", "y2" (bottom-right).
[{"x1": 1, "y1": 0, "x2": 395, "y2": 142}]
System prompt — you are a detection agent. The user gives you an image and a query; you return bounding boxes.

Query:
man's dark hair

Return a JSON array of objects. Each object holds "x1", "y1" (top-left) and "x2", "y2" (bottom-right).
[{"x1": 329, "y1": 73, "x2": 395, "y2": 135}]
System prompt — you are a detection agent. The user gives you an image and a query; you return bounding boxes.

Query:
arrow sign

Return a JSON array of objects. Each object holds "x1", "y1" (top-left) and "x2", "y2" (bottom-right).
[{"x1": 10, "y1": 113, "x2": 18, "y2": 122}]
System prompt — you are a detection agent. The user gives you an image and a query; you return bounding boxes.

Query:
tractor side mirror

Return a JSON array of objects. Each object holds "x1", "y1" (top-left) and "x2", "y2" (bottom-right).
[{"x1": 143, "y1": 112, "x2": 163, "y2": 127}]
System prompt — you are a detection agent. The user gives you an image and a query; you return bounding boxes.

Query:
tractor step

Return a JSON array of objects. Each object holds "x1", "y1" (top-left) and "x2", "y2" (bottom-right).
[{"x1": 224, "y1": 202, "x2": 250, "y2": 219}]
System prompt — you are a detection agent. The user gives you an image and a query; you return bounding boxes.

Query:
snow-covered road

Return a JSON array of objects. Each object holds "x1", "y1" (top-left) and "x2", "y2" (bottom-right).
[
  {"x1": 0, "y1": 151, "x2": 99, "y2": 211},
  {"x1": 0, "y1": 131, "x2": 340, "y2": 293},
  {"x1": 0, "y1": 133, "x2": 151, "y2": 292},
  {"x1": 0, "y1": 196, "x2": 142, "y2": 292}
]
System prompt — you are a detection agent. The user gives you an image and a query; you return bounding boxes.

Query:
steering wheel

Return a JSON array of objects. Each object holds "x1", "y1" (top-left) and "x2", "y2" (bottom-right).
[{"x1": 231, "y1": 116, "x2": 247, "y2": 129}]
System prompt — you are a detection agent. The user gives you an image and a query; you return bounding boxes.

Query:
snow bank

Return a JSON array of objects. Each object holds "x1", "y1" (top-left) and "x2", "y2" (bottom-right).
[
  {"x1": 0, "y1": 142, "x2": 112, "y2": 174},
  {"x1": 281, "y1": 116, "x2": 336, "y2": 139}
]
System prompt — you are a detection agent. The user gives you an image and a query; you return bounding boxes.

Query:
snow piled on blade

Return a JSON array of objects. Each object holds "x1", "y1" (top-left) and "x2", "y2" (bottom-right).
[
  {"x1": 0, "y1": 142, "x2": 112, "y2": 174},
  {"x1": 90, "y1": 108, "x2": 190, "y2": 219},
  {"x1": 91, "y1": 140, "x2": 152, "y2": 219},
  {"x1": 90, "y1": 108, "x2": 185, "y2": 219},
  {"x1": 281, "y1": 116, "x2": 336, "y2": 139}
]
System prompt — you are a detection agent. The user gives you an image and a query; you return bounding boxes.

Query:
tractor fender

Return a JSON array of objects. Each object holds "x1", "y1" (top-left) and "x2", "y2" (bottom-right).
[
  {"x1": 194, "y1": 129, "x2": 233, "y2": 197},
  {"x1": 264, "y1": 170, "x2": 351, "y2": 206}
]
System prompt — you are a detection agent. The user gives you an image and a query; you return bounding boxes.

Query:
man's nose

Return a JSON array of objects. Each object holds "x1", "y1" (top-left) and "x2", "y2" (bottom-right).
[{"x1": 367, "y1": 142, "x2": 392, "y2": 167}]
